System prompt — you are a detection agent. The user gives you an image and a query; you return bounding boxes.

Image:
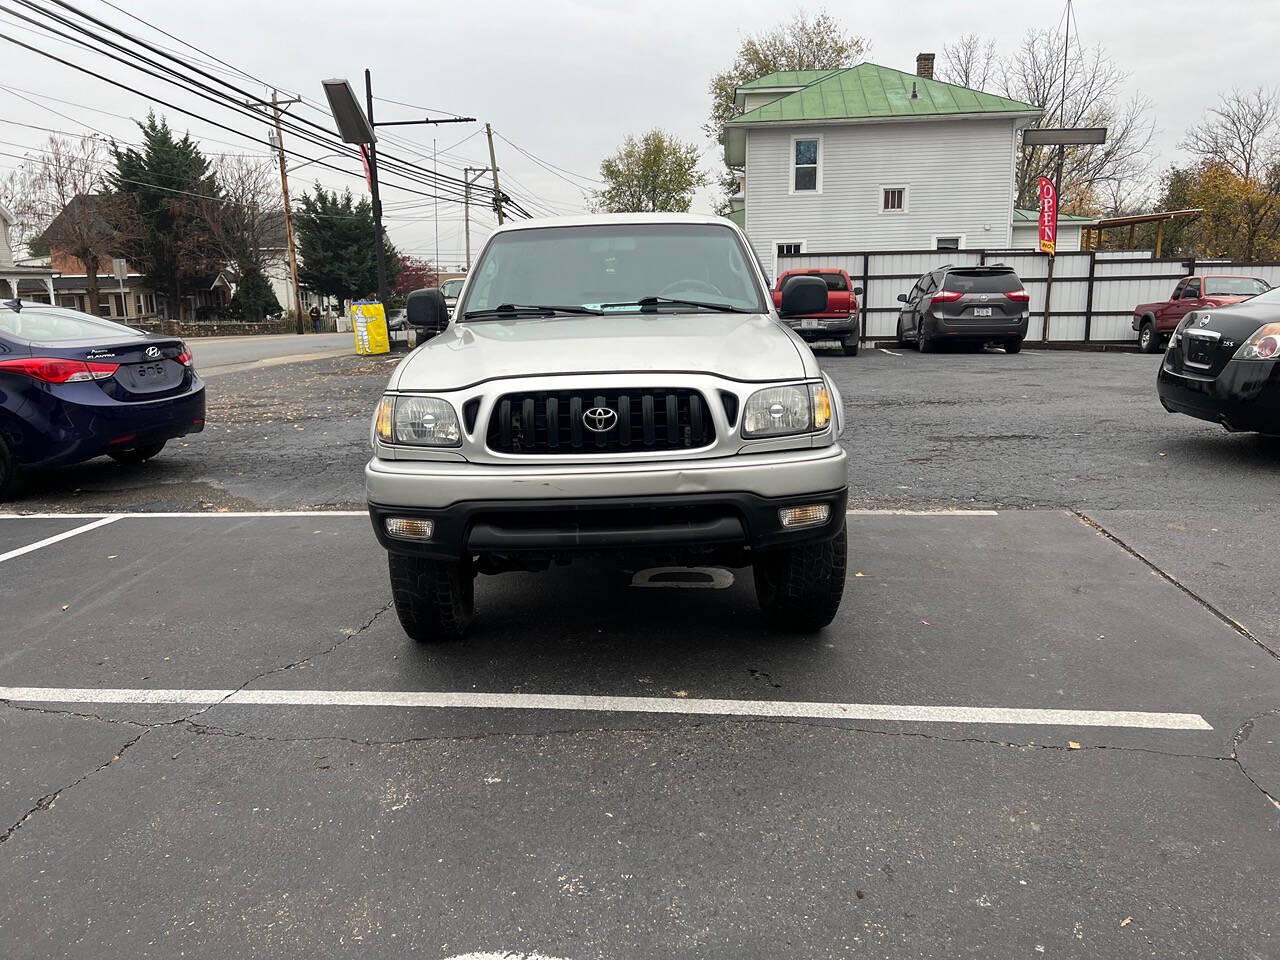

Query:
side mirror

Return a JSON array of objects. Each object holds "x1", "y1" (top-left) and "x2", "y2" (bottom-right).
[
  {"x1": 854, "y1": 286, "x2": 864, "y2": 296},
  {"x1": 896, "y1": 293, "x2": 908, "y2": 303},
  {"x1": 779, "y1": 275, "x2": 828, "y2": 316},
  {"x1": 406, "y1": 288, "x2": 449, "y2": 338}
]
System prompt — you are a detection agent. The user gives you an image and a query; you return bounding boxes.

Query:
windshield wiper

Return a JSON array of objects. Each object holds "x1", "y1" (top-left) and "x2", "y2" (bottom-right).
[
  {"x1": 462, "y1": 303, "x2": 604, "y2": 320},
  {"x1": 602, "y1": 296, "x2": 751, "y2": 314}
]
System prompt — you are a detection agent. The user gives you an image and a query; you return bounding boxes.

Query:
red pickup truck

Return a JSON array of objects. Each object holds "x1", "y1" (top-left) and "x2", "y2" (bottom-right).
[
  {"x1": 771, "y1": 268, "x2": 862, "y2": 356},
  {"x1": 1133, "y1": 274, "x2": 1270, "y2": 353}
]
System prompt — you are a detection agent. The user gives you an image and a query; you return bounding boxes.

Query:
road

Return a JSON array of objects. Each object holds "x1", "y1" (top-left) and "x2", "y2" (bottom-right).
[
  {"x1": 1, "y1": 345, "x2": 1277, "y2": 958},
  {"x1": 189, "y1": 332, "x2": 354, "y2": 376}
]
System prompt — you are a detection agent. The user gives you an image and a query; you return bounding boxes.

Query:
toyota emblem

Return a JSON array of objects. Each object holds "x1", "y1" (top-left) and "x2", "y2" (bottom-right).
[
  {"x1": 145, "y1": 345, "x2": 161, "y2": 358},
  {"x1": 583, "y1": 407, "x2": 618, "y2": 433}
]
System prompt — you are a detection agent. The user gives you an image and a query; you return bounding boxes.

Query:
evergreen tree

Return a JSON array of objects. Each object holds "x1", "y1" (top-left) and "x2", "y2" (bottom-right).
[{"x1": 295, "y1": 185, "x2": 400, "y2": 302}]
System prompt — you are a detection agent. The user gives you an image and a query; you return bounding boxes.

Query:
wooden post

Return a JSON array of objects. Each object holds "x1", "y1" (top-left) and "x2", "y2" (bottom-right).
[
  {"x1": 1155, "y1": 220, "x2": 1164, "y2": 258},
  {"x1": 860, "y1": 252, "x2": 869, "y2": 343},
  {"x1": 1083, "y1": 250, "x2": 1097, "y2": 342}
]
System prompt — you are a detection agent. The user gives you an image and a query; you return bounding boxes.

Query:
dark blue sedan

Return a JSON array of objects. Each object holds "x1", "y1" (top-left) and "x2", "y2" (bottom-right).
[{"x1": 0, "y1": 299, "x2": 205, "y2": 498}]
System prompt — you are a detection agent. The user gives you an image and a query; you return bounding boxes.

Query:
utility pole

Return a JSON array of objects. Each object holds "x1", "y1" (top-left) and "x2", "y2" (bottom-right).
[
  {"x1": 485, "y1": 123, "x2": 504, "y2": 225},
  {"x1": 247, "y1": 90, "x2": 304, "y2": 333},
  {"x1": 462, "y1": 166, "x2": 488, "y2": 269},
  {"x1": 364, "y1": 70, "x2": 391, "y2": 310}
]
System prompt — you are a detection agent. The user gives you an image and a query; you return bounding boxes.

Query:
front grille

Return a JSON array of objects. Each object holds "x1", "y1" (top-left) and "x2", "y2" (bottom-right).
[{"x1": 486, "y1": 388, "x2": 715, "y2": 454}]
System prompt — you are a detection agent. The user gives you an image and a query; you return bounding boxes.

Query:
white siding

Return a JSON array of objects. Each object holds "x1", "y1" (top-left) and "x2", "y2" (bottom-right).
[
  {"x1": 744, "y1": 118, "x2": 1018, "y2": 265},
  {"x1": 1010, "y1": 221, "x2": 1083, "y2": 252},
  {"x1": 741, "y1": 91, "x2": 790, "y2": 113}
]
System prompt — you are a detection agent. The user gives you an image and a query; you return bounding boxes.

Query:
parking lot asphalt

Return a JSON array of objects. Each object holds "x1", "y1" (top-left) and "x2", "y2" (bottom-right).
[{"x1": 2, "y1": 344, "x2": 1278, "y2": 958}]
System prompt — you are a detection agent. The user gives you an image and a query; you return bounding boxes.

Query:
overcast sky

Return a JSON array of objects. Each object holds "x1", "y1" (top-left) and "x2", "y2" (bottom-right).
[{"x1": 3, "y1": 0, "x2": 1277, "y2": 268}]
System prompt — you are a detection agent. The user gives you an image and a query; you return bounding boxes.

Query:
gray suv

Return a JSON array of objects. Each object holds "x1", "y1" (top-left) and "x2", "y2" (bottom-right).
[
  {"x1": 366, "y1": 214, "x2": 849, "y2": 641},
  {"x1": 896, "y1": 264, "x2": 1030, "y2": 353}
]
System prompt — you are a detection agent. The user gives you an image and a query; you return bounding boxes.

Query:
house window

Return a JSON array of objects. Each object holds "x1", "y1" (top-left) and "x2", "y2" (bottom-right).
[
  {"x1": 792, "y1": 137, "x2": 820, "y2": 193},
  {"x1": 882, "y1": 186, "x2": 908, "y2": 213},
  {"x1": 772, "y1": 240, "x2": 806, "y2": 281},
  {"x1": 934, "y1": 236, "x2": 964, "y2": 251},
  {"x1": 776, "y1": 242, "x2": 803, "y2": 258}
]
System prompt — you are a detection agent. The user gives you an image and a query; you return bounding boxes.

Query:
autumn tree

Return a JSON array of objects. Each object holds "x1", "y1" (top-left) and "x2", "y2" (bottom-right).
[
  {"x1": 706, "y1": 9, "x2": 869, "y2": 212},
  {"x1": 111, "y1": 114, "x2": 221, "y2": 321},
  {"x1": 594, "y1": 130, "x2": 707, "y2": 213},
  {"x1": 393, "y1": 256, "x2": 439, "y2": 296}
]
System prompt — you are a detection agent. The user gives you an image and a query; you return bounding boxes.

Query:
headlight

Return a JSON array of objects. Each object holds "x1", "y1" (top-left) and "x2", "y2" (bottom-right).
[
  {"x1": 1234, "y1": 322, "x2": 1280, "y2": 361},
  {"x1": 742, "y1": 382, "x2": 831, "y2": 438},
  {"x1": 378, "y1": 395, "x2": 461, "y2": 446}
]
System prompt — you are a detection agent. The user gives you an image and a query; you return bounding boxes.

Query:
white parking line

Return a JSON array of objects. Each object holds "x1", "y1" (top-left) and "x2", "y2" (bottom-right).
[
  {"x1": 847, "y1": 509, "x2": 999, "y2": 516},
  {"x1": 0, "y1": 511, "x2": 369, "y2": 519},
  {"x1": 0, "y1": 686, "x2": 1212, "y2": 730},
  {"x1": 0, "y1": 515, "x2": 121, "y2": 563},
  {"x1": 879, "y1": 348, "x2": 903, "y2": 356}
]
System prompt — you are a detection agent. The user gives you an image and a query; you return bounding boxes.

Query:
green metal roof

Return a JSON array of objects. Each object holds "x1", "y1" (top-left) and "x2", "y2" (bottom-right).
[
  {"x1": 724, "y1": 208, "x2": 745, "y2": 229},
  {"x1": 727, "y1": 63, "x2": 1040, "y2": 125},
  {"x1": 1013, "y1": 208, "x2": 1097, "y2": 223},
  {"x1": 737, "y1": 69, "x2": 842, "y2": 91}
]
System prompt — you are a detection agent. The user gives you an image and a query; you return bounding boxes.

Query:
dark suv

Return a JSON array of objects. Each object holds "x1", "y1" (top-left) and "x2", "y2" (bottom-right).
[{"x1": 895, "y1": 265, "x2": 1030, "y2": 353}]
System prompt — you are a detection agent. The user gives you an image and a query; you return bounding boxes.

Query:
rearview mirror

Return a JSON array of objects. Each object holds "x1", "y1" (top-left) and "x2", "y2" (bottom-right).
[
  {"x1": 406, "y1": 288, "x2": 449, "y2": 339},
  {"x1": 779, "y1": 275, "x2": 828, "y2": 316},
  {"x1": 897, "y1": 293, "x2": 908, "y2": 303},
  {"x1": 854, "y1": 286, "x2": 864, "y2": 296}
]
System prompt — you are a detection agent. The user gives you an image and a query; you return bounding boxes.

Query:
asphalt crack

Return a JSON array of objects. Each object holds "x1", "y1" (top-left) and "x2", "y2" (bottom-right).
[
  {"x1": 1230, "y1": 709, "x2": 1280, "y2": 812},
  {"x1": 1073, "y1": 510, "x2": 1280, "y2": 663},
  {"x1": 0, "y1": 599, "x2": 393, "y2": 845}
]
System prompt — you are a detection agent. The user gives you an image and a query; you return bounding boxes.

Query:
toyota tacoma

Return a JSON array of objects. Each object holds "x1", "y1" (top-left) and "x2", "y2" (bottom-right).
[{"x1": 366, "y1": 214, "x2": 849, "y2": 641}]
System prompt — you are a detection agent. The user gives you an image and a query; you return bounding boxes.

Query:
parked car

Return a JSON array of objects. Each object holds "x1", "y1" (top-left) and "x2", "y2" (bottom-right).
[
  {"x1": 367, "y1": 213, "x2": 849, "y2": 641},
  {"x1": 1157, "y1": 285, "x2": 1280, "y2": 434},
  {"x1": 440, "y1": 277, "x2": 465, "y2": 312},
  {"x1": 770, "y1": 268, "x2": 862, "y2": 355},
  {"x1": 896, "y1": 265, "x2": 1030, "y2": 353},
  {"x1": 0, "y1": 300, "x2": 205, "y2": 498},
  {"x1": 1134, "y1": 275, "x2": 1270, "y2": 353}
]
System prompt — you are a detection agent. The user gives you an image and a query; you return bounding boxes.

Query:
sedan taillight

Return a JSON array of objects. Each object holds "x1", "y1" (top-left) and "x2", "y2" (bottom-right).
[
  {"x1": 0, "y1": 357, "x2": 119, "y2": 383},
  {"x1": 1005, "y1": 289, "x2": 1031, "y2": 302},
  {"x1": 175, "y1": 346, "x2": 193, "y2": 366}
]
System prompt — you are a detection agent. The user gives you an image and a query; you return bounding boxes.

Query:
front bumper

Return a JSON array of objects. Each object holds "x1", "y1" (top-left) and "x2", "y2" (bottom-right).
[
  {"x1": 366, "y1": 443, "x2": 849, "y2": 559},
  {"x1": 1157, "y1": 358, "x2": 1280, "y2": 433}
]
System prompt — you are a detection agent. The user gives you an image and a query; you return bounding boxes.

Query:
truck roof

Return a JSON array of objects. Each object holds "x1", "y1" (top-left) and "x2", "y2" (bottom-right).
[{"x1": 489, "y1": 212, "x2": 739, "y2": 234}]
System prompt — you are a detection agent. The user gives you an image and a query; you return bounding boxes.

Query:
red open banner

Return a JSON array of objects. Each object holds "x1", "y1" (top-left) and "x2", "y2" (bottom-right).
[{"x1": 1038, "y1": 176, "x2": 1058, "y2": 256}]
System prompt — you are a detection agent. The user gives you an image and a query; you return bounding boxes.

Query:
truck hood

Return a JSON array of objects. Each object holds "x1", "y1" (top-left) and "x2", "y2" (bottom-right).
[{"x1": 390, "y1": 313, "x2": 810, "y2": 390}]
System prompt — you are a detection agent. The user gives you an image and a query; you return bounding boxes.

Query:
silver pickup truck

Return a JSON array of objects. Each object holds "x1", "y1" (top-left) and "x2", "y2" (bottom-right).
[{"x1": 366, "y1": 213, "x2": 849, "y2": 640}]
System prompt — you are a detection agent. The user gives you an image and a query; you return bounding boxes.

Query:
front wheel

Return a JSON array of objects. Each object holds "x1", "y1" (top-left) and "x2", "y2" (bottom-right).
[
  {"x1": 753, "y1": 527, "x2": 847, "y2": 632},
  {"x1": 108, "y1": 440, "x2": 166, "y2": 464},
  {"x1": 388, "y1": 552, "x2": 475, "y2": 642}
]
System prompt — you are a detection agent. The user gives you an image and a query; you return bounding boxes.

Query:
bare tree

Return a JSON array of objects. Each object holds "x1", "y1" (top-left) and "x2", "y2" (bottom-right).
[
  {"x1": 196, "y1": 155, "x2": 286, "y2": 320},
  {"x1": 1182, "y1": 86, "x2": 1280, "y2": 181},
  {"x1": 27, "y1": 135, "x2": 128, "y2": 314},
  {"x1": 0, "y1": 162, "x2": 47, "y2": 259},
  {"x1": 1001, "y1": 28, "x2": 1155, "y2": 214},
  {"x1": 939, "y1": 34, "x2": 997, "y2": 91}
]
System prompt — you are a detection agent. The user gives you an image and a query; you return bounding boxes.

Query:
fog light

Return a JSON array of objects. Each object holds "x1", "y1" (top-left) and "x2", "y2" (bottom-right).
[
  {"x1": 779, "y1": 504, "x2": 830, "y2": 528},
  {"x1": 385, "y1": 517, "x2": 434, "y2": 540}
]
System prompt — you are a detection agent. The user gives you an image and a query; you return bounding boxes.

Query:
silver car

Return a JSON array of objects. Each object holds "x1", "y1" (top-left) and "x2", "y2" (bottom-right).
[{"x1": 366, "y1": 214, "x2": 849, "y2": 641}]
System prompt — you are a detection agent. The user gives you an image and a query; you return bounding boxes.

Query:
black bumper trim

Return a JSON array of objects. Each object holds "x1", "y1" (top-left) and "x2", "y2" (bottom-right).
[{"x1": 369, "y1": 488, "x2": 849, "y2": 560}]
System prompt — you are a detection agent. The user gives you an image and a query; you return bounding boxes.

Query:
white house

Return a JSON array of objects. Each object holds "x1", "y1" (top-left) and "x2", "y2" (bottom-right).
[
  {"x1": 723, "y1": 56, "x2": 1086, "y2": 275},
  {"x1": 0, "y1": 200, "x2": 55, "y2": 303}
]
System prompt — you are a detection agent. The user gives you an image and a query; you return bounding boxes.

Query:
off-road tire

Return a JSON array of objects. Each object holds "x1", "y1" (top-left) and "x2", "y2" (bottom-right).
[
  {"x1": 1005, "y1": 337, "x2": 1023, "y2": 354},
  {"x1": 841, "y1": 336, "x2": 859, "y2": 356},
  {"x1": 108, "y1": 440, "x2": 166, "y2": 464},
  {"x1": 388, "y1": 552, "x2": 475, "y2": 642},
  {"x1": 753, "y1": 527, "x2": 847, "y2": 632},
  {"x1": 0, "y1": 434, "x2": 21, "y2": 502},
  {"x1": 1139, "y1": 321, "x2": 1159, "y2": 353}
]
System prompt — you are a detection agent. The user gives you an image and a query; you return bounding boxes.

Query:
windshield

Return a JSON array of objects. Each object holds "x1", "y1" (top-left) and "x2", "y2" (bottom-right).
[
  {"x1": 458, "y1": 223, "x2": 767, "y2": 317},
  {"x1": 1204, "y1": 276, "x2": 1269, "y2": 296},
  {"x1": 440, "y1": 278, "x2": 464, "y2": 298},
  {"x1": 0, "y1": 304, "x2": 144, "y2": 343}
]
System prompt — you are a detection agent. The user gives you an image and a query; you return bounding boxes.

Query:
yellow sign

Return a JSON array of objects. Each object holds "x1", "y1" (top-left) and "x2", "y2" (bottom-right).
[{"x1": 351, "y1": 301, "x2": 389, "y2": 355}]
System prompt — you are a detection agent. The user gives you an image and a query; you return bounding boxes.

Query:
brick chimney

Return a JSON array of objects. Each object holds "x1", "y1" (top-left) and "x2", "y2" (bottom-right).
[{"x1": 915, "y1": 52, "x2": 935, "y2": 79}]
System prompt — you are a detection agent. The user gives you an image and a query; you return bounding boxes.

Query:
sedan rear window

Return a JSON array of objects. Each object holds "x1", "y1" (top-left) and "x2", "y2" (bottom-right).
[
  {"x1": 0, "y1": 305, "x2": 143, "y2": 343},
  {"x1": 943, "y1": 269, "x2": 1022, "y2": 294},
  {"x1": 1204, "y1": 277, "x2": 1269, "y2": 296}
]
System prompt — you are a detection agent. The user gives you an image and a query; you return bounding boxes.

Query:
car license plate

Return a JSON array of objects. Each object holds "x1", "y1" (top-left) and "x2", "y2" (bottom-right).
[
  {"x1": 972, "y1": 307, "x2": 993, "y2": 318},
  {"x1": 799, "y1": 319, "x2": 823, "y2": 330},
  {"x1": 1187, "y1": 337, "x2": 1213, "y2": 365},
  {"x1": 135, "y1": 362, "x2": 167, "y2": 379}
]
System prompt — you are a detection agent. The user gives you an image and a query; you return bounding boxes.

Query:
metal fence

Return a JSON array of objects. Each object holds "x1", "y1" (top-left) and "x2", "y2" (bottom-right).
[{"x1": 777, "y1": 249, "x2": 1280, "y2": 343}]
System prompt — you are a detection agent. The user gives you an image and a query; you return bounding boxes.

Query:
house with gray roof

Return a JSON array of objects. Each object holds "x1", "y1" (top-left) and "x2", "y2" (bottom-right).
[{"x1": 722, "y1": 55, "x2": 1095, "y2": 275}]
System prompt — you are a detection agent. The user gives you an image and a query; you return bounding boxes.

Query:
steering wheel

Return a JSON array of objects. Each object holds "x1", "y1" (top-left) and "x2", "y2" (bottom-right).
[{"x1": 658, "y1": 278, "x2": 725, "y2": 299}]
